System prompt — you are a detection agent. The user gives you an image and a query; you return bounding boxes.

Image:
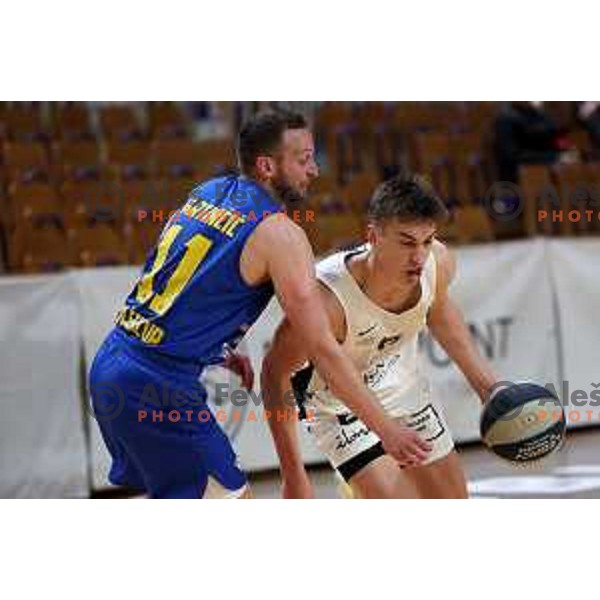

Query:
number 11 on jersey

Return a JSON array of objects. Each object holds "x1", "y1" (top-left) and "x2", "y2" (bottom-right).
[{"x1": 136, "y1": 224, "x2": 214, "y2": 317}]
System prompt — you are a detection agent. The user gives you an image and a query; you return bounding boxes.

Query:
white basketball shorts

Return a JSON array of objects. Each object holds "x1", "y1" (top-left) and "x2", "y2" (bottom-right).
[{"x1": 306, "y1": 401, "x2": 455, "y2": 481}]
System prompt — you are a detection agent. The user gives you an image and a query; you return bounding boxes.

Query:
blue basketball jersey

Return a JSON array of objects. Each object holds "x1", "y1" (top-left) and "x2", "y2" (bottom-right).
[{"x1": 112, "y1": 174, "x2": 282, "y2": 376}]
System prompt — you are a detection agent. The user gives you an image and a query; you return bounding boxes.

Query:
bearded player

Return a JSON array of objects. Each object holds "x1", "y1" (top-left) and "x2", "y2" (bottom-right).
[
  {"x1": 261, "y1": 173, "x2": 499, "y2": 498},
  {"x1": 89, "y1": 111, "x2": 432, "y2": 499}
]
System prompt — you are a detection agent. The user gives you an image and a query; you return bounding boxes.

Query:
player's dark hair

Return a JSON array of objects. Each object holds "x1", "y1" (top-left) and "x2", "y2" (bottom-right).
[
  {"x1": 368, "y1": 172, "x2": 449, "y2": 225},
  {"x1": 237, "y1": 110, "x2": 308, "y2": 173}
]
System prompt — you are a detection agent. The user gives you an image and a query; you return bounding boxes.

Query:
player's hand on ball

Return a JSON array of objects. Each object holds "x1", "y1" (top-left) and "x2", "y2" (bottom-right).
[{"x1": 380, "y1": 420, "x2": 432, "y2": 468}]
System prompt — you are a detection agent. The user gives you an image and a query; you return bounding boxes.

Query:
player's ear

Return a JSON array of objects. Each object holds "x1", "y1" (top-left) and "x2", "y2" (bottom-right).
[
  {"x1": 255, "y1": 155, "x2": 276, "y2": 180},
  {"x1": 366, "y1": 222, "x2": 378, "y2": 246}
]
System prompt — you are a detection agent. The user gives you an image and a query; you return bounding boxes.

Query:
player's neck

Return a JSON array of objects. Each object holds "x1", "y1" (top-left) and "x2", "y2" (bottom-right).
[
  {"x1": 255, "y1": 178, "x2": 278, "y2": 202},
  {"x1": 350, "y1": 252, "x2": 420, "y2": 314},
  {"x1": 241, "y1": 173, "x2": 284, "y2": 209}
]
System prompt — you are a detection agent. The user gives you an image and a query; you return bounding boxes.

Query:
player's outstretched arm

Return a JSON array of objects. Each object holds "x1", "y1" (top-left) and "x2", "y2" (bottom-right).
[
  {"x1": 427, "y1": 242, "x2": 498, "y2": 402},
  {"x1": 261, "y1": 318, "x2": 313, "y2": 498},
  {"x1": 253, "y1": 216, "x2": 432, "y2": 468}
]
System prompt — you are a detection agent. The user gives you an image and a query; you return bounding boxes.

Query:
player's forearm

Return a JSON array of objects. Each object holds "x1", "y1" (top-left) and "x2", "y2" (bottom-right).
[
  {"x1": 261, "y1": 359, "x2": 307, "y2": 475},
  {"x1": 282, "y1": 293, "x2": 392, "y2": 437},
  {"x1": 429, "y1": 301, "x2": 497, "y2": 402},
  {"x1": 308, "y1": 338, "x2": 391, "y2": 435}
]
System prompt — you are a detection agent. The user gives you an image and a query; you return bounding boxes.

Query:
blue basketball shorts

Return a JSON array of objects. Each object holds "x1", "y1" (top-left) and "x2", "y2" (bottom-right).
[{"x1": 88, "y1": 330, "x2": 247, "y2": 498}]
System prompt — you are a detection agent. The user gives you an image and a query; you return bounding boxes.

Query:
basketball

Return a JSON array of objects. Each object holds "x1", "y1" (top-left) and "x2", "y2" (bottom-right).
[{"x1": 480, "y1": 383, "x2": 566, "y2": 462}]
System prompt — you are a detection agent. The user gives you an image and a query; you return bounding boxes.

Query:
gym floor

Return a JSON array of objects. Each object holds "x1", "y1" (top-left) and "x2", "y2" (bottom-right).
[{"x1": 249, "y1": 427, "x2": 600, "y2": 498}]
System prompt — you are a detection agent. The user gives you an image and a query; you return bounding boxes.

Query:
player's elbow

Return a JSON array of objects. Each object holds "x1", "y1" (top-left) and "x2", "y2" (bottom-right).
[
  {"x1": 279, "y1": 289, "x2": 343, "y2": 373},
  {"x1": 282, "y1": 287, "x2": 316, "y2": 326},
  {"x1": 305, "y1": 335, "x2": 336, "y2": 363}
]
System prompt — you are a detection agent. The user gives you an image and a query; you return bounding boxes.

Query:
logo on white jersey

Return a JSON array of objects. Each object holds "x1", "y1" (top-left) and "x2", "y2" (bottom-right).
[
  {"x1": 377, "y1": 333, "x2": 403, "y2": 351},
  {"x1": 358, "y1": 324, "x2": 378, "y2": 337},
  {"x1": 363, "y1": 354, "x2": 402, "y2": 388}
]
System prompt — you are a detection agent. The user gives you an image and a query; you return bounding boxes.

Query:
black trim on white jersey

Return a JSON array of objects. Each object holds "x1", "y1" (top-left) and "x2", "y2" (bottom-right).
[{"x1": 290, "y1": 363, "x2": 315, "y2": 420}]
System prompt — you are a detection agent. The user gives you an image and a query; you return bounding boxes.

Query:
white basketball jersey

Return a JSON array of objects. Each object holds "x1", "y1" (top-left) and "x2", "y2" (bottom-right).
[{"x1": 305, "y1": 245, "x2": 437, "y2": 417}]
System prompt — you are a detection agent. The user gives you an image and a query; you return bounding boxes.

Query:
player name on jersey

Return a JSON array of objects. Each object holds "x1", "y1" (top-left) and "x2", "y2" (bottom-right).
[
  {"x1": 115, "y1": 307, "x2": 165, "y2": 345},
  {"x1": 181, "y1": 198, "x2": 248, "y2": 238}
]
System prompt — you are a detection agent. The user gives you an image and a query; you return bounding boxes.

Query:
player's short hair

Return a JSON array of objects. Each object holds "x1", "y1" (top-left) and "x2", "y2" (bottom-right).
[
  {"x1": 368, "y1": 172, "x2": 449, "y2": 225},
  {"x1": 237, "y1": 110, "x2": 308, "y2": 173}
]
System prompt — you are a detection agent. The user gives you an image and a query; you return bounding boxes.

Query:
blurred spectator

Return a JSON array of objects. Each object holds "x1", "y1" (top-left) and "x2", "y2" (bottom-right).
[
  {"x1": 186, "y1": 101, "x2": 237, "y2": 140},
  {"x1": 575, "y1": 101, "x2": 600, "y2": 150},
  {"x1": 493, "y1": 101, "x2": 565, "y2": 182}
]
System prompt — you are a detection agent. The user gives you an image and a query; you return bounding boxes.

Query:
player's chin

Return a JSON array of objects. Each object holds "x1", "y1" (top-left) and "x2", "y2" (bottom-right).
[
  {"x1": 288, "y1": 187, "x2": 309, "y2": 204},
  {"x1": 294, "y1": 178, "x2": 312, "y2": 196}
]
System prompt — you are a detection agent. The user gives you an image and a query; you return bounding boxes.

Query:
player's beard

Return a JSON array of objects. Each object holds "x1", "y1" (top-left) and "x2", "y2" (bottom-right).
[{"x1": 271, "y1": 174, "x2": 307, "y2": 208}]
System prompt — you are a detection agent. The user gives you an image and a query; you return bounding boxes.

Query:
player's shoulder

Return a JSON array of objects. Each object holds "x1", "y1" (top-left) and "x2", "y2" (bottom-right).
[
  {"x1": 431, "y1": 239, "x2": 456, "y2": 287},
  {"x1": 316, "y1": 279, "x2": 347, "y2": 342},
  {"x1": 244, "y1": 213, "x2": 313, "y2": 272},
  {"x1": 431, "y1": 238, "x2": 448, "y2": 260},
  {"x1": 315, "y1": 247, "x2": 345, "y2": 277},
  {"x1": 316, "y1": 243, "x2": 367, "y2": 276},
  {"x1": 254, "y1": 213, "x2": 308, "y2": 244}
]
